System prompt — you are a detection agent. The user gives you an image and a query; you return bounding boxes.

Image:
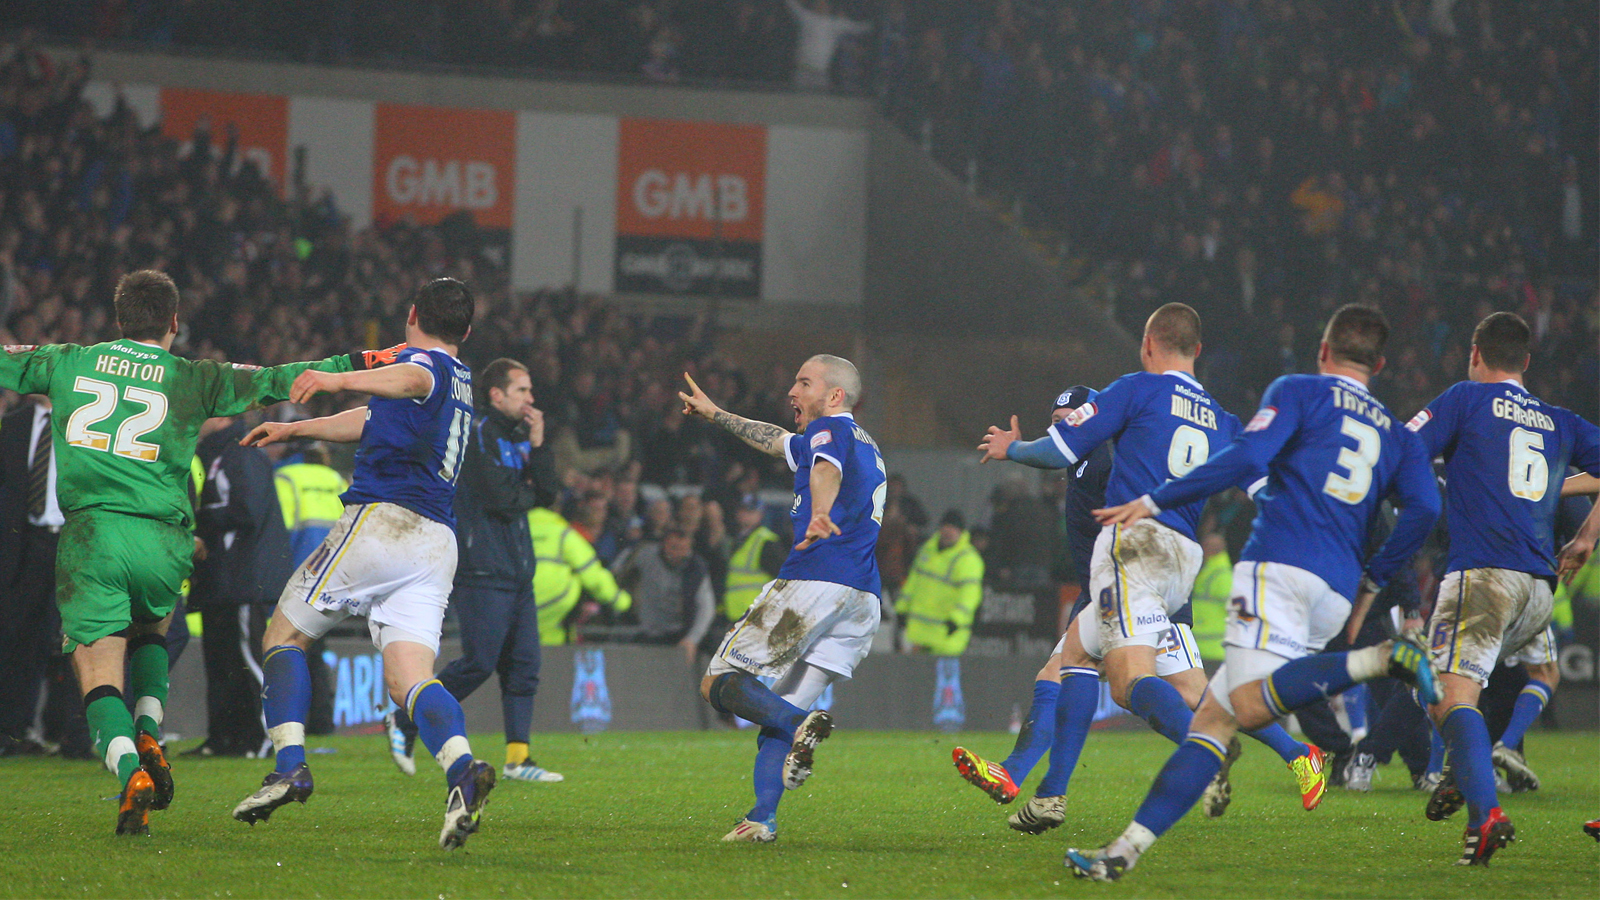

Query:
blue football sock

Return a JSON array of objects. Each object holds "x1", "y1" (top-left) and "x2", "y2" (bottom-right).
[
  {"x1": 1496, "y1": 680, "x2": 1551, "y2": 750},
  {"x1": 261, "y1": 645, "x2": 311, "y2": 774},
  {"x1": 1440, "y1": 705, "x2": 1497, "y2": 829},
  {"x1": 999, "y1": 679, "x2": 1059, "y2": 781},
  {"x1": 1343, "y1": 683, "x2": 1370, "y2": 734},
  {"x1": 748, "y1": 727, "x2": 789, "y2": 824},
  {"x1": 708, "y1": 672, "x2": 806, "y2": 735},
  {"x1": 1132, "y1": 735, "x2": 1227, "y2": 838},
  {"x1": 407, "y1": 679, "x2": 473, "y2": 785},
  {"x1": 1426, "y1": 722, "x2": 1445, "y2": 775},
  {"x1": 1245, "y1": 721, "x2": 1307, "y2": 764},
  {"x1": 1260, "y1": 652, "x2": 1357, "y2": 717},
  {"x1": 1034, "y1": 667, "x2": 1098, "y2": 797},
  {"x1": 1127, "y1": 675, "x2": 1193, "y2": 744}
]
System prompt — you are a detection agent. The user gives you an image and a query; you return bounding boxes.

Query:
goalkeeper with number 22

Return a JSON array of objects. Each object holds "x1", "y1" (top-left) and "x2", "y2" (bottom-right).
[{"x1": 0, "y1": 269, "x2": 376, "y2": 837}]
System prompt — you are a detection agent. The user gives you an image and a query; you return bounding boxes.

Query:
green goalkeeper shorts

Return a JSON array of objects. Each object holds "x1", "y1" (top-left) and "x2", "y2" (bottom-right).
[{"x1": 56, "y1": 510, "x2": 193, "y2": 652}]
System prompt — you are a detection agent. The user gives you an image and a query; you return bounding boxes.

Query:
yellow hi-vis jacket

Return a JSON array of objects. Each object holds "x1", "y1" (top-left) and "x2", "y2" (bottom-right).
[
  {"x1": 724, "y1": 525, "x2": 781, "y2": 620},
  {"x1": 274, "y1": 462, "x2": 347, "y2": 531},
  {"x1": 896, "y1": 531, "x2": 984, "y2": 655},
  {"x1": 1190, "y1": 549, "x2": 1233, "y2": 662},
  {"x1": 530, "y1": 507, "x2": 631, "y2": 646}
]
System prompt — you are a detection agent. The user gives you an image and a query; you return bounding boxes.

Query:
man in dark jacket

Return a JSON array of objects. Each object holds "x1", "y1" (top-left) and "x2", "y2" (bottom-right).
[
  {"x1": 386, "y1": 358, "x2": 560, "y2": 782},
  {"x1": 187, "y1": 414, "x2": 295, "y2": 757}
]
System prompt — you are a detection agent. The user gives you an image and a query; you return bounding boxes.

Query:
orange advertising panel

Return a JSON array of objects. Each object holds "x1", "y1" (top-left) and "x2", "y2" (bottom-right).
[
  {"x1": 372, "y1": 104, "x2": 515, "y2": 229},
  {"x1": 616, "y1": 118, "x2": 766, "y2": 242},
  {"x1": 159, "y1": 88, "x2": 288, "y2": 193}
]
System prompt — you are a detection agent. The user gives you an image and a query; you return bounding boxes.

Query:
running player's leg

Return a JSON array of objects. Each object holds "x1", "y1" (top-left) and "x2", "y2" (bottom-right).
[
  {"x1": 72, "y1": 636, "x2": 140, "y2": 788},
  {"x1": 1494, "y1": 622, "x2": 1558, "y2": 792},
  {"x1": 700, "y1": 582, "x2": 811, "y2": 736},
  {"x1": 738, "y1": 663, "x2": 835, "y2": 839},
  {"x1": 1423, "y1": 569, "x2": 1543, "y2": 862},
  {"x1": 57, "y1": 510, "x2": 187, "y2": 833},
  {"x1": 998, "y1": 651, "x2": 1060, "y2": 781},
  {"x1": 954, "y1": 649, "x2": 1055, "y2": 804},
  {"x1": 1031, "y1": 615, "x2": 1099, "y2": 799}
]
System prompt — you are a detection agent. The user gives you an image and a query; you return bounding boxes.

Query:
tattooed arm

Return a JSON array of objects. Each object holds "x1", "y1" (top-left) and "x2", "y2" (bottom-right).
[{"x1": 679, "y1": 373, "x2": 790, "y2": 458}]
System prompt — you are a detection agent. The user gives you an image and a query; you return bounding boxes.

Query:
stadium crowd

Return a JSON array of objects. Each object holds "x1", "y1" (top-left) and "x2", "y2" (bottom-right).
[
  {"x1": 4, "y1": 5, "x2": 1596, "y2": 642},
  {"x1": 21, "y1": 1, "x2": 1598, "y2": 422}
]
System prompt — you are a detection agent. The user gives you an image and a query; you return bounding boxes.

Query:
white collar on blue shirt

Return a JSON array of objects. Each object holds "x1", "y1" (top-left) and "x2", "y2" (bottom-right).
[
  {"x1": 1331, "y1": 374, "x2": 1371, "y2": 393},
  {"x1": 1162, "y1": 370, "x2": 1203, "y2": 389}
]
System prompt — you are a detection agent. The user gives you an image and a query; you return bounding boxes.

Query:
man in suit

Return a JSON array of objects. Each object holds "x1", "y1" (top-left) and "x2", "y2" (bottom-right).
[{"x1": 0, "y1": 396, "x2": 89, "y2": 756}]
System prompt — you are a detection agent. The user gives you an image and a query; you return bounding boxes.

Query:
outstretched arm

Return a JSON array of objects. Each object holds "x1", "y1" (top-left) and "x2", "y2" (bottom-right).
[
  {"x1": 1563, "y1": 473, "x2": 1600, "y2": 497},
  {"x1": 1558, "y1": 503, "x2": 1600, "y2": 584},
  {"x1": 288, "y1": 362, "x2": 433, "y2": 404},
  {"x1": 241, "y1": 406, "x2": 367, "y2": 447},
  {"x1": 679, "y1": 373, "x2": 789, "y2": 458},
  {"x1": 797, "y1": 459, "x2": 843, "y2": 549}
]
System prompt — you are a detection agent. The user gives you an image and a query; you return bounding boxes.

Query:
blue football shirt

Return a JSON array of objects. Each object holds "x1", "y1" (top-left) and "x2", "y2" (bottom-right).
[
  {"x1": 342, "y1": 346, "x2": 474, "y2": 528},
  {"x1": 1407, "y1": 380, "x2": 1600, "y2": 577},
  {"x1": 1149, "y1": 374, "x2": 1440, "y2": 599},
  {"x1": 1047, "y1": 370, "x2": 1246, "y2": 542},
  {"x1": 780, "y1": 412, "x2": 885, "y2": 596}
]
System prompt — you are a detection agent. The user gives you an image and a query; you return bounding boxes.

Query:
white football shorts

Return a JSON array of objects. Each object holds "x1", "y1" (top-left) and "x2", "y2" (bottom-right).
[
  {"x1": 277, "y1": 502, "x2": 458, "y2": 654},
  {"x1": 1210, "y1": 561, "x2": 1351, "y2": 714},
  {"x1": 1430, "y1": 568, "x2": 1555, "y2": 687},
  {"x1": 707, "y1": 578, "x2": 880, "y2": 681},
  {"x1": 1053, "y1": 618, "x2": 1202, "y2": 677},
  {"x1": 1083, "y1": 521, "x2": 1203, "y2": 657}
]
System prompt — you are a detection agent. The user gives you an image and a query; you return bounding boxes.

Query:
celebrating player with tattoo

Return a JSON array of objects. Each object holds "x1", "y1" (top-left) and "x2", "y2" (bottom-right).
[{"x1": 680, "y1": 355, "x2": 886, "y2": 843}]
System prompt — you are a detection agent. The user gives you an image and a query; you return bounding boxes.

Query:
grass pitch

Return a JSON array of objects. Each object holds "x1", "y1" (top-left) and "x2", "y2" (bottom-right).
[{"x1": 1, "y1": 729, "x2": 1595, "y2": 899}]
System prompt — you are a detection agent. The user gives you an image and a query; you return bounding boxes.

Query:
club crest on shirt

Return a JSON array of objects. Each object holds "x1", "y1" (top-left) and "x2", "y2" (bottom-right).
[
  {"x1": 1405, "y1": 409, "x2": 1432, "y2": 432},
  {"x1": 1245, "y1": 407, "x2": 1277, "y2": 432},
  {"x1": 1064, "y1": 402, "x2": 1097, "y2": 427},
  {"x1": 810, "y1": 430, "x2": 833, "y2": 448}
]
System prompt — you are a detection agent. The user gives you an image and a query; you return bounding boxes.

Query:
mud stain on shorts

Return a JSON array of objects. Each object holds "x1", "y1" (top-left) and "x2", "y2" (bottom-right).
[
  {"x1": 1116, "y1": 522, "x2": 1164, "y2": 566},
  {"x1": 767, "y1": 608, "x2": 813, "y2": 668}
]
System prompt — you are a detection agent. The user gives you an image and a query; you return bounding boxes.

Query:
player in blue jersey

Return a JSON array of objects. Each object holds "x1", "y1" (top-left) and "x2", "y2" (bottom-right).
[
  {"x1": 1403, "y1": 312, "x2": 1600, "y2": 864},
  {"x1": 1065, "y1": 305, "x2": 1441, "y2": 883},
  {"x1": 975, "y1": 305, "x2": 1325, "y2": 833},
  {"x1": 678, "y1": 354, "x2": 886, "y2": 843},
  {"x1": 229, "y1": 279, "x2": 498, "y2": 850}
]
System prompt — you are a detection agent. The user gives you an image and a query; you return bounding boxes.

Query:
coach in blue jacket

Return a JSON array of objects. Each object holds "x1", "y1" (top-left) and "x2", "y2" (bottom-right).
[{"x1": 389, "y1": 357, "x2": 562, "y2": 783}]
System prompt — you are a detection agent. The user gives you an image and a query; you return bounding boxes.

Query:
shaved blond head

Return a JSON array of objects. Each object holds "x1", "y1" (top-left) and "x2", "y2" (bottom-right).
[{"x1": 805, "y1": 354, "x2": 861, "y2": 409}]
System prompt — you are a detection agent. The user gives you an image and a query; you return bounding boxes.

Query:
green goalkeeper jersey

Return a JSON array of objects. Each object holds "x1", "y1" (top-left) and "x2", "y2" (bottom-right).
[{"x1": 0, "y1": 339, "x2": 352, "y2": 529}]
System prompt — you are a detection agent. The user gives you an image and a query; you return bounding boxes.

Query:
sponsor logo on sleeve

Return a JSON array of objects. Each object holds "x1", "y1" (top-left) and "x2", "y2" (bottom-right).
[
  {"x1": 229, "y1": 363, "x2": 262, "y2": 371},
  {"x1": 4, "y1": 345, "x2": 38, "y2": 354},
  {"x1": 809, "y1": 430, "x2": 833, "y2": 449},
  {"x1": 1244, "y1": 407, "x2": 1277, "y2": 432},
  {"x1": 1064, "y1": 402, "x2": 1097, "y2": 427},
  {"x1": 1405, "y1": 409, "x2": 1432, "y2": 432}
]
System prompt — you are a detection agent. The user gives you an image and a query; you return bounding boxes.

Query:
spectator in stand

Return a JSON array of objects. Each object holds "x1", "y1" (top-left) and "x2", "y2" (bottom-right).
[
  {"x1": 614, "y1": 526, "x2": 716, "y2": 665},
  {"x1": 876, "y1": 473, "x2": 928, "y2": 603},
  {"x1": 785, "y1": 0, "x2": 873, "y2": 90},
  {"x1": 897, "y1": 509, "x2": 985, "y2": 656}
]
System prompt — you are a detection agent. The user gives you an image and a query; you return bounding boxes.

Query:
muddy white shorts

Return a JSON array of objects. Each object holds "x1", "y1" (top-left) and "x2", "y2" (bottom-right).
[
  {"x1": 277, "y1": 502, "x2": 458, "y2": 654},
  {"x1": 1209, "y1": 561, "x2": 1351, "y2": 714},
  {"x1": 1055, "y1": 618, "x2": 1202, "y2": 676},
  {"x1": 707, "y1": 578, "x2": 880, "y2": 681},
  {"x1": 1430, "y1": 568, "x2": 1555, "y2": 687},
  {"x1": 1082, "y1": 521, "x2": 1203, "y2": 658}
]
